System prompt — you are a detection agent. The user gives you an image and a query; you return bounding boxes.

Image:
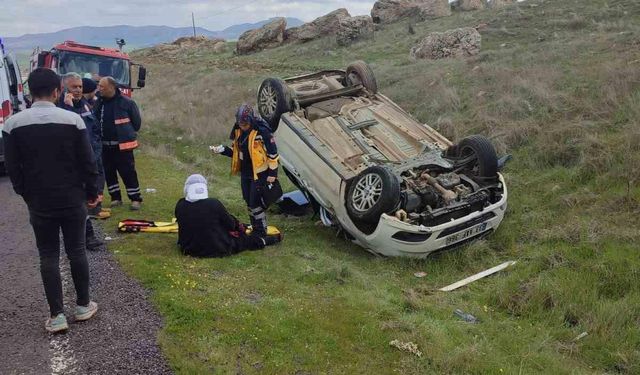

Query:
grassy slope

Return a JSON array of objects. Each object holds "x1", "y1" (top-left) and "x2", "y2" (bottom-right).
[{"x1": 104, "y1": 0, "x2": 640, "y2": 373}]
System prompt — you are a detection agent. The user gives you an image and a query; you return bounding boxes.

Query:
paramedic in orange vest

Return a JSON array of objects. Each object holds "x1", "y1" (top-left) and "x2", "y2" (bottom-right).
[
  {"x1": 94, "y1": 76, "x2": 143, "y2": 211},
  {"x1": 211, "y1": 104, "x2": 278, "y2": 237}
]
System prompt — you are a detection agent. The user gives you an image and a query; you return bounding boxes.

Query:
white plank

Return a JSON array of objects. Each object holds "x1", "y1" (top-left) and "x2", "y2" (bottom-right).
[{"x1": 439, "y1": 261, "x2": 517, "y2": 292}]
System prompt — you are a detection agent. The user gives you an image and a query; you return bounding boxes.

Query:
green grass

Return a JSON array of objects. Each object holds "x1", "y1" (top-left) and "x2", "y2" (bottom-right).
[{"x1": 105, "y1": 0, "x2": 640, "y2": 373}]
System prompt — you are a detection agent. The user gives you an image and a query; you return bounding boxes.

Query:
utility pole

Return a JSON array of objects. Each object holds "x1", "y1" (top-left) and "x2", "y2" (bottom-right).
[{"x1": 192, "y1": 12, "x2": 196, "y2": 37}]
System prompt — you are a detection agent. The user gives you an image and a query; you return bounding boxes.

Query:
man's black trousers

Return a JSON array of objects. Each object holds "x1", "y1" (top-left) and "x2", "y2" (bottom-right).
[
  {"x1": 102, "y1": 146, "x2": 142, "y2": 202},
  {"x1": 240, "y1": 175, "x2": 268, "y2": 236},
  {"x1": 29, "y1": 206, "x2": 90, "y2": 317}
]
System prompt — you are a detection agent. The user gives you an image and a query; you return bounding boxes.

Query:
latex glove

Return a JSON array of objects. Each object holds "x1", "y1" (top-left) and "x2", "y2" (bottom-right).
[
  {"x1": 266, "y1": 176, "x2": 276, "y2": 184},
  {"x1": 209, "y1": 145, "x2": 225, "y2": 154}
]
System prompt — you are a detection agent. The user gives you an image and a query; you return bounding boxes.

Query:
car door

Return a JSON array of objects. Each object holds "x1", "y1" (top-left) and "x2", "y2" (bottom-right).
[
  {"x1": 4, "y1": 53, "x2": 26, "y2": 112},
  {"x1": 0, "y1": 56, "x2": 12, "y2": 163}
]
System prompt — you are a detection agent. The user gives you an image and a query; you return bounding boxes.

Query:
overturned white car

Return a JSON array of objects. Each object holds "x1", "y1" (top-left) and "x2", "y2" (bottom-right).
[{"x1": 257, "y1": 61, "x2": 508, "y2": 258}]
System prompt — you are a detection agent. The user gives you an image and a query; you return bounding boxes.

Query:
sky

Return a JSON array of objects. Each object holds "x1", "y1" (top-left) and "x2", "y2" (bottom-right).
[{"x1": 0, "y1": 0, "x2": 378, "y2": 37}]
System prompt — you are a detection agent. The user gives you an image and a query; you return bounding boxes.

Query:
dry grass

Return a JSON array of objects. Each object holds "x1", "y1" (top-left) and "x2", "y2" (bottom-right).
[{"x1": 138, "y1": 65, "x2": 261, "y2": 143}]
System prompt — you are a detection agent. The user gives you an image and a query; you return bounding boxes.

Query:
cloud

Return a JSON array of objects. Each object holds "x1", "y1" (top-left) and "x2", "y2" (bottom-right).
[{"x1": 0, "y1": 0, "x2": 377, "y2": 37}]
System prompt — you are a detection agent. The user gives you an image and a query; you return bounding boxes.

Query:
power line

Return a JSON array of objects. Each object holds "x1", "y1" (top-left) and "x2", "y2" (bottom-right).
[{"x1": 197, "y1": 0, "x2": 263, "y2": 21}]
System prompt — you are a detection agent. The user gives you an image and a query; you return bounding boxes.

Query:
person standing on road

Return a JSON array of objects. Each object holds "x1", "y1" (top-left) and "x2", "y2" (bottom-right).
[
  {"x1": 95, "y1": 76, "x2": 143, "y2": 210},
  {"x1": 211, "y1": 104, "x2": 279, "y2": 237},
  {"x1": 174, "y1": 174, "x2": 282, "y2": 258},
  {"x1": 2, "y1": 68, "x2": 99, "y2": 333},
  {"x1": 58, "y1": 73, "x2": 109, "y2": 251}
]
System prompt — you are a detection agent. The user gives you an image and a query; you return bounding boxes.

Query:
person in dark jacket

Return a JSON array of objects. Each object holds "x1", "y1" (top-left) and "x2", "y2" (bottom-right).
[
  {"x1": 95, "y1": 76, "x2": 143, "y2": 210},
  {"x1": 174, "y1": 174, "x2": 281, "y2": 258},
  {"x1": 82, "y1": 77, "x2": 98, "y2": 108},
  {"x1": 3, "y1": 68, "x2": 99, "y2": 333},
  {"x1": 211, "y1": 104, "x2": 279, "y2": 237},
  {"x1": 58, "y1": 73, "x2": 108, "y2": 251}
]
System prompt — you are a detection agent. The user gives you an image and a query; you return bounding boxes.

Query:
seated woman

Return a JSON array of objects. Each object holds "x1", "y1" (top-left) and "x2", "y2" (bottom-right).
[{"x1": 174, "y1": 174, "x2": 281, "y2": 258}]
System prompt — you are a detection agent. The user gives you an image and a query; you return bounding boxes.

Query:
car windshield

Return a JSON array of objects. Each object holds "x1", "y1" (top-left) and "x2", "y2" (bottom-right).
[{"x1": 58, "y1": 51, "x2": 130, "y2": 86}]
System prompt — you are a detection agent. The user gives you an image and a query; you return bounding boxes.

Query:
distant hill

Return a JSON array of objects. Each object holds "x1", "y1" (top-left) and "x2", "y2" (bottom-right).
[{"x1": 3, "y1": 17, "x2": 304, "y2": 53}]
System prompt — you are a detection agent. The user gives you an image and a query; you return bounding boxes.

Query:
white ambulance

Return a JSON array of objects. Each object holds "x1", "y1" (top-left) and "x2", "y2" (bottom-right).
[{"x1": 1, "y1": 37, "x2": 27, "y2": 170}]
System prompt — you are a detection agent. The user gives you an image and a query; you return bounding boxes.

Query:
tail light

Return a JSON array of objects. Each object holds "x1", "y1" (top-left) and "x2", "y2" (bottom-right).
[
  {"x1": 2, "y1": 100, "x2": 12, "y2": 119},
  {"x1": 18, "y1": 83, "x2": 23, "y2": 93}
]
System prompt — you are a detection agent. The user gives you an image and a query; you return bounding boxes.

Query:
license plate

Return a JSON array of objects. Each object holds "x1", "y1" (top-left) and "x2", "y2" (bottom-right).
[{"x1": 444, "y1": 222, "x2": 488, "y2": 246}]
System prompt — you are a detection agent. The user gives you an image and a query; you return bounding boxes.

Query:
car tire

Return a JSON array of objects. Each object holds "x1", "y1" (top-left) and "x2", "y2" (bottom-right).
[
  {"x1": 257, "y1": 78, "x2": 294, "y2": 131},
  {"x1": 293, "y1": 82, "x2": 329, "y2": 97},
  {"x1": 345, "y1": 61, "x2": 378, "y2": 94},
  {"x1": 452, "y1": 135, "x2": 498, "y2": 178},
  {"x1": 346, "y1": 166, "x2": 400, "y2": 223}
]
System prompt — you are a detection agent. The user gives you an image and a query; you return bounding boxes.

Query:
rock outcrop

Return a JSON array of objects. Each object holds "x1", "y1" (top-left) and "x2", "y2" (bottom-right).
[
  {"x1": 453, "y1": 0, "x2": 486, "y2": 11},
  {"x1": 138, "y1": 36, "x2": 226, "y2": 59},
  {"x1": 285, "y1": 9, "x2": 351, "y2": 43},
  {"x1": 236, "y1": 18, "x2": 286, "y2": 55},
  {"x1": 172, "y1": 36, "x2": 226, "y2": 52},
  {"x1": 371, "y1": 0, "x2": 452, "y2": 24},
  {"x1": 336, "y1": 16, "x2": 375, "y2": 46},
  {"x1": 410, "y1": 27, "x2": 481, "y2": 60}
]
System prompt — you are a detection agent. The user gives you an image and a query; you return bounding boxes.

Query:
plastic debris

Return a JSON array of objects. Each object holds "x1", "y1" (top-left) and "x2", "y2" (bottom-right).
[
  {"x1": 104, "y1": 236, "x2": 113, "y2": 241},
  {"x1": 573, "y1": 332, "x2": 588, "y2": 341},
  {"x1": 389, "y1": 340, "x2": 422, "y2": 357},
  {"x1": 414, "y1": 272, "x2": 427, "y2": 278},
  {"x1": 454, "y1": 309, "x2": 479, "y2": 323},
  {"x1": 439, "y1": 261, "x2": 517, "y2": 291},
  {"x1": 145, "y1": 188, "x2": 157, "y2": 193}
]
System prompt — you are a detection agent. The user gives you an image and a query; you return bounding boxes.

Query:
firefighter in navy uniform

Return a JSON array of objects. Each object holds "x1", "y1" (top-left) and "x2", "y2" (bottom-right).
[
  {"x1": 95, "y1": 76, "x2": 143, "y2": 210},
  {"x1": 211, "y1": 104, "x2": 279, "y2": 237}
]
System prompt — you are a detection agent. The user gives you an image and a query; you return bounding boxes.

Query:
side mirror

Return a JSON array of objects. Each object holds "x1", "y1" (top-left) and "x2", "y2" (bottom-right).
[
  {"x1": 37, "y1": 52, "x2": 49, "y2": 67},
  {"x1": 136, "y1": 66, "x2": 146, "y2": 88}
]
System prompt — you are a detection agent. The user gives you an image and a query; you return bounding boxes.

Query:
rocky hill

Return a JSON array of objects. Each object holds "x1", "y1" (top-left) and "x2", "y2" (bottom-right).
[{"x1": 3, "y1": 18, "x2": 304, "y2": 53}]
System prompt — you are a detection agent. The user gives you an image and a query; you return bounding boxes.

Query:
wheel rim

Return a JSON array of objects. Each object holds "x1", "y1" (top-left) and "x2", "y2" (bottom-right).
[
  {"x1": 351, "y1": 173, "x2": 383, "y2": 212},
  {"x1": 259, "y1": 83, "x2": 278, "y2": 118}
]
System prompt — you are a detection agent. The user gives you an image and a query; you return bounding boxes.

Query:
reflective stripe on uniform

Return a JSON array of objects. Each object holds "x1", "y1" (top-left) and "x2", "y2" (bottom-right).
[
  {"x1": 119, "y1": 140, "x2": 138, "y2": 150},
  {"x1": 115, "y1": 118, "x2": 131, "y2": 125}
]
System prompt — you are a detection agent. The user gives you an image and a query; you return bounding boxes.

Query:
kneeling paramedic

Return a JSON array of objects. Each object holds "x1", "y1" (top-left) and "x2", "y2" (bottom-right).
[
  {"x1": 211, "y1": 104, "x2": 279, "y2": 237},
  {"x1": 174, "y1": 175, "x2": 281, "y2": 258}
]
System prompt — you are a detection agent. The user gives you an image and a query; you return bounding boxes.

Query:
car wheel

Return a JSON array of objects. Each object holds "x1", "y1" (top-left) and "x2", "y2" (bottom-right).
[
  {"x1": 257, "y1": 78, "x2": 294, "y2": 131},
  {"x1": 345, "y1": 61, "x2": 378, "y2": 94},
  {"x1": 346, "y1": 166, "x2": 400, "y2": 223},
  {"x1": 452, "y1": 135, "x2": 498, "y2": 178},
  {"x1": 293, "y1": 82, "x2": 329, "y2": 97}
]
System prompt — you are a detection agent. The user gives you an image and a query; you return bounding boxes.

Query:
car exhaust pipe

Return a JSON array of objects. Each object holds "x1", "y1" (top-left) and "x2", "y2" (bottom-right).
[{"x1": 421, "y1": 172, "x2": 457, "y2": 203}]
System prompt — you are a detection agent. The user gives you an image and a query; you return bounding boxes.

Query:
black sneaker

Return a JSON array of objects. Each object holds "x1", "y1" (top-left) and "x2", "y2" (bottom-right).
[
  {"x1": 86, "y1": 235, "x2": 104, "y2": 251},
  {"x1": 263, "y1": 232, "x2": 283, "y2": 246}
]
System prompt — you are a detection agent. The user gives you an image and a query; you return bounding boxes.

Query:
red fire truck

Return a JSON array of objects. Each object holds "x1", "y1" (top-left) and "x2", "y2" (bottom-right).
[{"x1": 30, "y1": 40, "x2": 146, "y2": 97}]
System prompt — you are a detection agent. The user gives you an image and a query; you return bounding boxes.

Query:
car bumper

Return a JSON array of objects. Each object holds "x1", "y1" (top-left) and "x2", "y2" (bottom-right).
[{"x1": 351, "y1": 174, "x2": 508, "y2": 258}]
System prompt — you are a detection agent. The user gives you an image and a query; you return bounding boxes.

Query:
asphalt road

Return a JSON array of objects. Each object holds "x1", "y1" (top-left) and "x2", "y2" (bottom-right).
[{"x1": 0, "y1": 175, "x2": 173, "y2": 374}]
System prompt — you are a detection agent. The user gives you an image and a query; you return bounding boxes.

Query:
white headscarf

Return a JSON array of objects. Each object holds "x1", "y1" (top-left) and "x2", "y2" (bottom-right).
[{"x1": 184, "y1": 174, "x2": 209, "y2": 202}]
